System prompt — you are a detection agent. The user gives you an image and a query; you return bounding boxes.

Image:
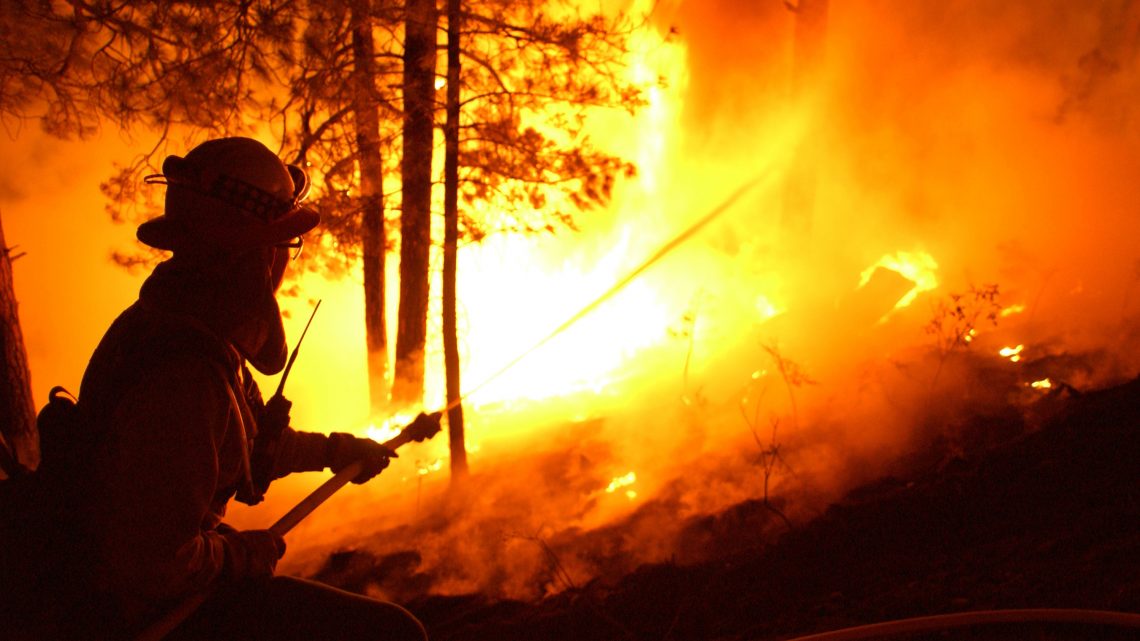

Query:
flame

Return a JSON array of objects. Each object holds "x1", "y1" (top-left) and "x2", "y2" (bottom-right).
[
  {"x1": 605, "y1": 471, "x2": 637, "y2": 495},
  {"x1": 1000, "y1": 304, "x2": 1026, "y2": 318},
  {"x1": 418, "y1": 459, "x2": 443, "y2": 476},
  {"x1": 449, "y1": 231, "x2": 676, "y2": 406},
  {"x1": 366, "y1": 413, "x2": 414, "y2": 443},
  {"x1": 1030, "y1": 378, "x2": 1053, "y2": 390},
  {"x1": 858, "y1": 250, "x2": 940, "y2": 311},
  {"x1": 999, "y1": 344, "x2": 1024, "y2": 362},
  {"x1": 414, "y1": 11, "x2": 692, "y2": 409}
]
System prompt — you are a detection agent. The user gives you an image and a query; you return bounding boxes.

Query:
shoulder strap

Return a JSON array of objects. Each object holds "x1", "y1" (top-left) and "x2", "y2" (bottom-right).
[{"x1": 206, "y1": 360, "x2": 256, "y2": 503}]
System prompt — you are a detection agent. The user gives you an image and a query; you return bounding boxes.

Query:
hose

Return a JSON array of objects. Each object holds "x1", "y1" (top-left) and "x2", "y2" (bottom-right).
[{"x1": 780, "y1": 608, "x2": 1140, "y2": 641}]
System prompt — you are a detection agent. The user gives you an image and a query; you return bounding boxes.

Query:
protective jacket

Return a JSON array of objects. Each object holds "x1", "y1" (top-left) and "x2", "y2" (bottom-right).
[{"x1": 75, "y1": 259, "x2": 333, "y2": 631}]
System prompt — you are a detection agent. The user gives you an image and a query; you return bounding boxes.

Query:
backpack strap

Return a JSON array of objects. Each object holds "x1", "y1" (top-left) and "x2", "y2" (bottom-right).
[{"x1": 207, "y1": 361, "x2": 256, "y2": 505}]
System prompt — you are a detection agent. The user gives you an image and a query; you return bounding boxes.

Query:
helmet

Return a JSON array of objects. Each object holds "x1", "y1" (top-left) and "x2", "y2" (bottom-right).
[{"x1": 137, "y1": 137, "x2": 319, "y2": 251}]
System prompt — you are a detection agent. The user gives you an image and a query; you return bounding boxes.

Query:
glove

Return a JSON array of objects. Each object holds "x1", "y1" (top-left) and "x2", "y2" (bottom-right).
[
  {"x1": 260, "y1": 394, "x2": 292, "y2": 438},
  {"x1": 326, "y1": 433, "x2": 398, "y2": 484},
  {"x1": 220, "y1": 528, "x2": 286, "y2": 580},
  {"x1": 409, "y1": 411, "x2": 443, "y2": 440}
]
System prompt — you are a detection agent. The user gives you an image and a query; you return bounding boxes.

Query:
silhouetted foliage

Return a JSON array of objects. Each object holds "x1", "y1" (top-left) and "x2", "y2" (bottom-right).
[
  {"x1": 926, "y1": 284, "x2": 1002, "y2": 356},
  {"x1": 454, "y1": 1, "x2": 645, "y2": 239},
  {"x1": 1, "y1": 0, "x2": 650, "y2": 417},
  {"x1": 1, "y1": 0, "x2": 648, "y2": 271}
]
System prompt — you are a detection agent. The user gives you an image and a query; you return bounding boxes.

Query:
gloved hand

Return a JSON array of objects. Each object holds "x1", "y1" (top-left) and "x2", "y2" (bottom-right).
[
  {"x1": 260, "y1": 394, "x2": 292, "y2": 437},
  {"x1": 326, "y1": 433, "x2": 398, "y2": 484},
  {"x1": 408, "y1": 411, "x2": 444, "y2": 440},
  {"x1": 220, "y1": 528, "x2": 286, "y2": 579}
]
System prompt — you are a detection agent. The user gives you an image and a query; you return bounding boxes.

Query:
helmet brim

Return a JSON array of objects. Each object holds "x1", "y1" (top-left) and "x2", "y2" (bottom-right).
[{"x1": 137, "y1": 204, "x2": 319, "y2": 251}]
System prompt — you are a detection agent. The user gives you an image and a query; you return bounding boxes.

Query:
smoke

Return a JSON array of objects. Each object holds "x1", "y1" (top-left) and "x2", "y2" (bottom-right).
[
  {"x1": 662, "y1": 0, "x2": 1140, "y2": 376},
  {"x1": 0, "y1": 0, "x2": 1113, "y2": 609},
  {"x1": 261, "y1": 0, "x2": 1140, "y2": 600},
  {"x1": 10, "y1": 0, "x2": 1134, "y2": 602}
]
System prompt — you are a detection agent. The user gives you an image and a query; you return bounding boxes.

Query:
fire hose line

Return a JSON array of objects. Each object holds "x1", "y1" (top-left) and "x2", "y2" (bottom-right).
[{"x1": 776, "y1": 608, "x2": 1140, "y2": 641}]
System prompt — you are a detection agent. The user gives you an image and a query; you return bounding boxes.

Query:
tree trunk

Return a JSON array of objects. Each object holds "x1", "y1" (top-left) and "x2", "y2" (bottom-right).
[
  {"x1": 393, "y1": 0, "x2": 438, "y2": 406},
  {"x1": 442, "y1": 0, "x2": 467, "y2": 481},
  {"x1": 351, "y1": 0, "x2": 391, "y2": 415},
  {"x1": 0, "y1": 213, "x2": 37, "y2": 477},
  {"x1": 782, "y1": 0, "x2": 828, "y2": 234}
]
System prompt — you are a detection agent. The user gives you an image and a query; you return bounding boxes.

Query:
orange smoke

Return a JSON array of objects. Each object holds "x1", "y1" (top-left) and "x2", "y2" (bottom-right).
[{"x1": 4, "y1": 0, "x2": 1140, "y2": 599}]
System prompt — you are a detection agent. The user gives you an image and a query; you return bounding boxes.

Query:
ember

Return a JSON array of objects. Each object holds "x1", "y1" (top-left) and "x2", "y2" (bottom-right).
[{"x1": 1000, "y1": 344, "x2": 1025, "y2": 362}]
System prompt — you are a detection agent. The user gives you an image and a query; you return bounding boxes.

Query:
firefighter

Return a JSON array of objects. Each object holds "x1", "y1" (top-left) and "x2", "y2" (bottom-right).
[{"x1": 71, "y1": 137, "x2": 429, "y2": 640}]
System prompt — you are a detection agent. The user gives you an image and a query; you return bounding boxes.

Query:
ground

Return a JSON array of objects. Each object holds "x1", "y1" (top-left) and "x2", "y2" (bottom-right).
[{"x1": 319, "y1": 375, "x2": 1140, "y2": 640}]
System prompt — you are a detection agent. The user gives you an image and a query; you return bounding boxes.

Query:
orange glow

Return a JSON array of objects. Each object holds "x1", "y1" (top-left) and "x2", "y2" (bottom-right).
[
  {"x1": 5, "y1": 0, "x2": 1140, "y2": 601},
  {"x1": 755, "y1": 294, "x2": 785, "y2": 321}
]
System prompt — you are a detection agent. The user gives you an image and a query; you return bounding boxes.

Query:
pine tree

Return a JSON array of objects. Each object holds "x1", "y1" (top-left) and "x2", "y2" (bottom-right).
[
  {"x1": 442, "y1": 0, "x2": 467, "y2": 480},
  {"x1": 392, "y1": 0, "x2": 438, "y2": 405}
]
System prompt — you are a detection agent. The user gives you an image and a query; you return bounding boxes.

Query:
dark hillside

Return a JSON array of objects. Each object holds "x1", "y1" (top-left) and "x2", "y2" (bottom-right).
[{"x1": 396, "y1": 377, "x2": 1140, "y2": 640}]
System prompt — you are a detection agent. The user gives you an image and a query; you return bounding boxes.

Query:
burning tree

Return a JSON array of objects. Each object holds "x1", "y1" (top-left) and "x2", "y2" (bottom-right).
[
  {"x1": 434, "y1": 0, "x2": 645, "y2": 473},
  {"x1": 280, "y1": 0, "x2": 648, "y2": 418}
]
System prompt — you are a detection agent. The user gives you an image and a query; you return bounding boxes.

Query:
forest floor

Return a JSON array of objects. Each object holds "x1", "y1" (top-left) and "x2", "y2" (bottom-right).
[{"x1": 314, "y1": 371, "x2": 1140, "y2": 640}]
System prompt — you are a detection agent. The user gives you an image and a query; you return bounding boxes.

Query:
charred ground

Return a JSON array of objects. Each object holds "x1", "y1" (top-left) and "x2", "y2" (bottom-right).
[{"x1": 313, "y1": 372, "x2": 1140, "y2": 640}]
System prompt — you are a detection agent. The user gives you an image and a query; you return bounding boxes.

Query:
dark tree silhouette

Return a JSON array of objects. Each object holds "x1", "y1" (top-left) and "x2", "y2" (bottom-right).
[
  {"x1": 442, "y1": 0, "x2": 467, "y2": 481},
  {"x1": 393, "y1": 0, "x2": 438, "y2": 405},
  {"x1": 350, "y1": 0, "x2": 394, "y2": 413},
  {"x1": 0, "y1": 212, "x2": 37, "y2": 477}
]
